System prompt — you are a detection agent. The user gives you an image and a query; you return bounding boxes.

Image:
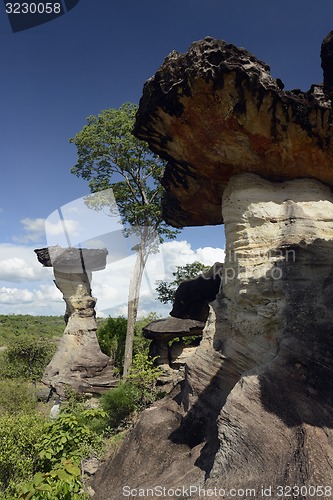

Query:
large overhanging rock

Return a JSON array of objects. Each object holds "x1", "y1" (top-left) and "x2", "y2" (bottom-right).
[
  {"x1": 92, "y1": 34, "x2": 333, "y2": 499},
  {"x1": 34, "y1": 247, "x2": 117, "y2": 397},
  {"x1": 170, "y1": 262, "x2": 223, "y2": 321},
  {"x1": 134, "y1": 36, "x2": 333, "y2": 227}
]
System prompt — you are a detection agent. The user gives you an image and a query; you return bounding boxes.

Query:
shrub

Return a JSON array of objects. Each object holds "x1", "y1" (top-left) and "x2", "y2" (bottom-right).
[
  {"x1": 36, "y1": 407, "x2": 107, "y2": 471},
  {"x1": 97, "y1": 316, "x2": 127, "y2": 370},
  {"x1": 0, "y1": 379, "x2": 37, "y2": 415},
  {"x1": 0, "y1": 411, "x2": 46, "y2": 495},
  {"x1": 0, "y1": 315, "x2": 64, "y2": 345},
  {"x1": 0, "y1": 394, "x2": 107, "y2": 498},
  {"x1": 18, "y1": 459, "x2": 87, "y2": 499},
  {"x1": 97, "y1": 315, "x2": 152, "y2": 373},
  {"x1": 127, "y1": 352, "x2": 162, "y2": 407},
  {"x1": 0, "y1": 335, "x2": 56, "y2": 380},
  {"x1": 100, "y1": 351, "x2": 163, "y2": 429},
  {"x1": 100, "y1": 382, "x2": 140, "y2": 428}
]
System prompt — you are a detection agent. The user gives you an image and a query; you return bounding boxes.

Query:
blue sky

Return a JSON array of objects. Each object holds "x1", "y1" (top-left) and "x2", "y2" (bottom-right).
[{"x1": 0, "y1": 0, "x2": 332, "y2": 316}]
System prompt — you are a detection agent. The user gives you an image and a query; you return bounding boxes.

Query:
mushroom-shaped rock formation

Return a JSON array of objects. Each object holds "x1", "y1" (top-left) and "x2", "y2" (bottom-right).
[
  {"x1": 143, "y1": 317, "x2": 205, "y2": 342},
  {"x1": 134, "y1": 37, "x2": 333, "y2": 227},
  {"x1": 92, "y1": 36, "x2": 333, "y2": 498},
  {"x1": 143, "y1": 264, "x2": 222, "y2": 387},
  {"x1": 144, "y1": 317, "x2": 204, "y2": 382},
  {"x1": 35, "y1": 247, "x2": 117, "y2": 397}
]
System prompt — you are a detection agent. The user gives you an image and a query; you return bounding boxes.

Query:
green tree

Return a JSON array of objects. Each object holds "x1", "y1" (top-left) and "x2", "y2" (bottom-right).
[
  {"x1": 155, "y1": 261, "x2": 210, "y2": 304},
  {"x1": 70, "y1": 103, "x2": 179, "y2": 377},
  {"x1": 0, "y1": 336, "x2": 56, "y2": 381},
  {"x1": 97, "y1": 314, "x2": 156, "y2": 374},
  {"x1": 97, "y1": 316, "x2": 127, "y2": 370}
]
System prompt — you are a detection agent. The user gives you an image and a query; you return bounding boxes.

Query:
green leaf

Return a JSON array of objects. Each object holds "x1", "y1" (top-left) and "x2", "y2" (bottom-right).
[
  {"x1": 35, "y1": 483, "x2": 53, "y2": 492},
  {"x1": 63, "y1": 462, "x2": 80, "y2": 476},
  {"x1": 56, "y1": 469, "x2": 72, "y2": 482},
  {"x1": 33, "y1": 471, "x2": 44, "y2": 486}
]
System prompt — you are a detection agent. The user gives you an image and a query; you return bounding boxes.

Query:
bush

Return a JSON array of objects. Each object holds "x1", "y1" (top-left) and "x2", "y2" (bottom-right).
[
  {"x1": 0, "y1": 379, "x2": 37, "y2": 415},
  {"x1": 100, "y1": 351, "x2": 163, "y2": 429},
  {"x1": 0, "y1": 315, "x2": 64, "y2": 345},
  {"x1": 36, "y1": 407, "x2": 107, "y2": 471},
  {"x1": 0, "y1": 411, "x2": 46, "y2": 495},
  {"x1": 127, "y1": 352, "x2": 162, "y2": 407},
  {"x1": 97, "y1": 316, "x2": 127, "y2": 370},
  {"x1": 96, "y1": 315, "x2": 152, "y2": 374},
  {"x1": 17, "y1": 406, "x2": 107, "y2": 499},
  {"x1": 18, "y1": 459, "x2": 87, "y2": 500},
  {"x1": 0, "y1": 335, "x2": 56, "y2": 380},
  {"x1": 0, "y1": 391, "x2": 108, "y2": 498},
  {"x1": 100, "y1": 382, "x2": 140, "y2": 428}
]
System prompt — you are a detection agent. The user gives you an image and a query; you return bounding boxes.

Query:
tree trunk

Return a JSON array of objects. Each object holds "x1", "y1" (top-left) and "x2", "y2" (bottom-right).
[{"x1": 122, "y1": 232, "x2": 150, "y2": 379}]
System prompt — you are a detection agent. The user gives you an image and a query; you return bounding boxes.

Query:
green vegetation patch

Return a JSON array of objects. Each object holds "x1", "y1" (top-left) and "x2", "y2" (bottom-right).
[{"x1": 0, "y1": 315, "x2": 64, "y2": 346}]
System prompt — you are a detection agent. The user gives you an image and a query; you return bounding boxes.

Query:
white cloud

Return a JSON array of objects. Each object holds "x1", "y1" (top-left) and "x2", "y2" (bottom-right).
[
  {"x1": 0, "y1": 287, "x2": 34, "y2": 304},
  {"x1": 12, "y1": 217, "x2": 80, "y2": 245},
  {"x1": 34, "y1": 284, "x2": 62, "y2": 303},
  {"x1": 0, "y1": 244, "x2": 52, "y2": 283},
  {"x1": 13, "y1": 218, "x2": 46, "y2": 243},
  {"x1": 92, "y1": 240, "x2": 225, "y2": 317},
  {"x1": 45, "y1": 218, "x2": 80, "y2": 237},
  {"x1": 156, "y1": 240, "x2": 225, "y2": 280},
  {"x1": 196, "y1": 246, "x2": 225, "y2": 264},
  {"x1": 0, "y1": 258, "x2": 40, "y2": 282},
  {"x1": 0, "y1": 239, "x2": 225, "y2": 317}
]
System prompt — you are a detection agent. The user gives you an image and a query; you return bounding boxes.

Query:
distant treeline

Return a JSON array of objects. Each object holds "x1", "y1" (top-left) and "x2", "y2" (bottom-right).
[{"x1": 0, "y1": 315, "x2": 65, "y2": 345}]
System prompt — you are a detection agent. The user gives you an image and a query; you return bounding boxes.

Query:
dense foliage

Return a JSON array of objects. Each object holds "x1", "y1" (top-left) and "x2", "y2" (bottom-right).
[
  {"x1": 96, "y1": 313, "x2": 156, "y2": 374},
  {"x1": 0, "y1": 379, "x2": 37, "y2": 415},
  {"x1": 0, "y1": 336, "x2": 56, "y2": 381},
  {"x1": 0, "y1": 315, "x2": 64, "y2": 345},
  {"x1": 70, "y1": 103, "x2": 178, "y2": 242},
  {"x1": 101, "y1": 351, "x2": 162, "y2": 428},
  {"x1": 0, "y1": 314, "x2": 162, "y2": 499}
]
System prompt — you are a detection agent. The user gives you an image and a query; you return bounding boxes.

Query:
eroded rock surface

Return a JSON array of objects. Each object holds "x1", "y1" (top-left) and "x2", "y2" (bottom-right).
[
  {"x1": 144, "y1": 317, "x2": 204, "y2": 391},
  {"x1": 35, "y1": 247, "x2": 117, "y2": 396},
  {"x1": 134, "y1": 37, "x2": 333, "y2": 227},
  {"x1": 93, "y1": 174, "x2": 333, "y2": 499},
  {"x1": 144, "y1": 263, "x2": 222, "y2": 389},
  {"x1": 92, "y1": 35, "x2": 333, "y2": 499}
]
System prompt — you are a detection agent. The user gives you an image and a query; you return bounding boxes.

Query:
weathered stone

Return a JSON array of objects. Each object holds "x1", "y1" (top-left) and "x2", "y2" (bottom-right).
[
  {"x1": 143, "y1": 317, "x2": 205, "y2": 341},
  {"x1": 34, "y1": 247, "x2": 117, "y2": 397},
  {"x1": 134, "y1": 37, "x2": 333, "y2": 227},
  {"x1": 169, "y1": 341, "x2": 199, "y2": 369},
  {"x1": 171, "y1": 262, "x2": 223, "y2": 321},
  {"x1": 144, "y1": 317, "x2": 204, "y2": 387},
  {"x1": 92, "y1": 34, "x2": 333, "y2": 498},
  {"x1": 35, "y1": 246, "x2": 108, "y2": 272},
  {"x1": 93, "y1": 174, "x2": 333, "y2": 498}
]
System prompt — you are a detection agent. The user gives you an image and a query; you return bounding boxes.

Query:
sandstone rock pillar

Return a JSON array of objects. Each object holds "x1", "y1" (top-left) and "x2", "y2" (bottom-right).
[
  {"x1": 204, "y1": 172, "x2": 333, "y2": 489},
  {"x1": 90, "y1": 34, "x2": 333, "y2": 498},
  {"x1": 35, "y1": 247, "x2": 117, "y2": 397}
]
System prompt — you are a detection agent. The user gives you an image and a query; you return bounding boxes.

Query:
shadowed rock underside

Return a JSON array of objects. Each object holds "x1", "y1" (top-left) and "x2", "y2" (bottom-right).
[{"x1": 92, "y1": 37, "x2": 333, "y2": 498}]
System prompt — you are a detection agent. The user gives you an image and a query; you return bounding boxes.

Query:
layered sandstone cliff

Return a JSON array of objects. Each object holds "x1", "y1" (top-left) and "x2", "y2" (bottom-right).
[{"x1": 92, "y1": 34, "x2": 333, "y2": 499}]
